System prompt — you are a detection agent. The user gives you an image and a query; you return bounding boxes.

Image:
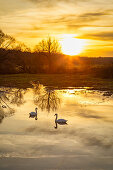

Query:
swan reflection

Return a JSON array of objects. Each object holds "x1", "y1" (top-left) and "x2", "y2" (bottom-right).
[{"x1": 54, "y1": 122, "x2": 68, "y2": 129}]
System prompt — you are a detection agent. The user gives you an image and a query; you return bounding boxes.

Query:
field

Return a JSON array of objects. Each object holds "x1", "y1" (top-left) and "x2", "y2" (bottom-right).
[{"x1": 0, "y1": 73, "x2": 113, "y2": 90}]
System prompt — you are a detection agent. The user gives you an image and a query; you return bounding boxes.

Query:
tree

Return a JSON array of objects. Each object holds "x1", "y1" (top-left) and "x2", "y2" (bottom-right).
[
  {"x1": 0, "y1": 30, "x2": 30, "y2": 64},
  {"x1": 0, "y1": 30, "x2": 30, "y2": 52},
  {"x1": 0, "y1": 30, "x2": 5, "y2": 46},
  {"x1": 0, "y1": 30, "x2": 16, "y2": 61},
  {"x1": 34, "y1": 36, "x2": 61, "y2": 72},
  {"x1": 11, "y1": 41, "x2": 31, "y2": 52},
  {"x1": 0, "y1": 30, "x2": 15, "y2": 49},
  {"x1": 34, "y1": 36, "x2": 61, "y2": 54}
]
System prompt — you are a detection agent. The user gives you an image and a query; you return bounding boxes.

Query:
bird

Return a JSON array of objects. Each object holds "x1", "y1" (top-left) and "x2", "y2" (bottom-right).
[
  {"x1": 29, "y1": 108, "x2": 38, "y2": 120},
  {"x1": 54, "y1": 113, "x2": 68, "y2": 124}
]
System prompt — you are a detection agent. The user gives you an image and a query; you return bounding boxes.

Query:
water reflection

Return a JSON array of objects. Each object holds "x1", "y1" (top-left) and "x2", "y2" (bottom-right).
[
  {"x1": 9, "y1": 89, "x2": 27, "y2": 106},
  {"x1": 0, "y1": 88, "x2": 27, "y2": 107},
  {"x1": 32, "y1": 83, "x2": 60, "y2": 112},
  {"x1": 0, "y1": 106, "x2": 14, "y2": 123},
  {"x1": 0, "y1": 85, "x2": 113, "y2": 169},
  {"x1": 0, "y1": 84, "x2": 61, "y2": 122},
  {"x1": 0, "y1": 88, "x2": 27, "y2": 123},
  {"x1": 103, "y1": 91, "x2": 113, "y2": 97},
  {"x1": 54, "y1": 122, "x2": 68, "y2": 129}
]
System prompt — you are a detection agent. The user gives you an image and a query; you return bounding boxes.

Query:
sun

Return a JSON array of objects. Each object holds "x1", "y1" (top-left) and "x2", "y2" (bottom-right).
[{"x1": 60, "y1": 34, "x2": 86, "y2": 56}]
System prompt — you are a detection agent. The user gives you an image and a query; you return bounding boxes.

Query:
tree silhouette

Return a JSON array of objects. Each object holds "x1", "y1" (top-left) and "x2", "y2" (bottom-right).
[
  {"x1": 0, "y1": 30, "x2": 15, "y2": 49},
  {"x1": 0, "y1": 30, "x2": 16, "y2": 62},
  {"x1": 0, "y1": 30, "x2": 30, "y2": 64},
  {"x1": 34, "y1": 36, "x2": 61, "y2": 72},
  {"x1": 34, "y1": 36, "x2": 61, "y2": 54}
]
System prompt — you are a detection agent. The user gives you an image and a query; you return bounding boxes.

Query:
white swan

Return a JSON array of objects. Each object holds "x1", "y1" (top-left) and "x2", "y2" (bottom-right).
[
  {"x1": 54, "y1": 113, "x2": 67, "y2": 124},
  {"x1": 29, "y1": 108, "x2": 38, "y2": 120}
]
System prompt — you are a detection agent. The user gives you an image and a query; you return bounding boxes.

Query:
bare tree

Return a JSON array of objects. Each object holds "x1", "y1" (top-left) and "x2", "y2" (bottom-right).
[
  {"x1": 34, "y1": 36, "x2": 61, "y2": 72},
  {"x1": 0, "y1": 30, "x2": 15, "y2": 49},
  {"x1": 0, "y1": 30, "x2": 30, "y2": 64},
  {"x1": 0, "y1": 30, "x2": 16, "y2": 61},
  {"x1": 34, "y1": 36, "x2": 61, "y2": 54},
  {"x1": 11, "y1": 41, "x2": 31, "y2": 52},
  {"x1": 0, "y1": 30, "x2": 5, "y2": 46}
]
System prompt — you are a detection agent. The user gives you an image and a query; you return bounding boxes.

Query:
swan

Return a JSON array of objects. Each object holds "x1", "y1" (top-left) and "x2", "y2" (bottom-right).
[
  {"x1": 54, "y1": 113, "x2": 67, "y2": 124},
  {"x1": 29, "y1": 108, "x2": 38, "y2": 120}
]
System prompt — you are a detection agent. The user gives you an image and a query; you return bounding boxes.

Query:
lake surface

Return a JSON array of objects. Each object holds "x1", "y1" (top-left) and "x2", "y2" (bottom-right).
[{"x1": 0, "y1": 84, "x2": 113, "y2": 170}]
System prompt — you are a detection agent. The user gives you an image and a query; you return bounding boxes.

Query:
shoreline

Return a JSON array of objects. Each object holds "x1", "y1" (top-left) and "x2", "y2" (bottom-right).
[{"x1": 0, "y1": 73, "x2": 113, "y2": 91}]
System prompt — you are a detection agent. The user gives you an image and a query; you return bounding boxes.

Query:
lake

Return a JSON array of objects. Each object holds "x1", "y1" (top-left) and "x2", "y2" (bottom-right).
[{"x1": 0, "y1": 84, "x2": 113, "y2": 170}]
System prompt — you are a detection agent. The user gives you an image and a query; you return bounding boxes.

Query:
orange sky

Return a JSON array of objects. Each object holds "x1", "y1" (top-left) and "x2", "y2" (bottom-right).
[{"x1": 0, "y1": 0, "x2": 113, "y2": 56}]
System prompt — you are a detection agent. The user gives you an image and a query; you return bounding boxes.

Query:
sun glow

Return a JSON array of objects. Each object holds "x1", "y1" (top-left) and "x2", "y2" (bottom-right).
[{"x1": 60, "y1": 34, "x2": 86, "y2": 56}]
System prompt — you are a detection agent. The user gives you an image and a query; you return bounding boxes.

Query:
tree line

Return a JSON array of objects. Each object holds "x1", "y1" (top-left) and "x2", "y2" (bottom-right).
[{"x1": 0, "y1": 29, "x2": 113, "y2": 78}]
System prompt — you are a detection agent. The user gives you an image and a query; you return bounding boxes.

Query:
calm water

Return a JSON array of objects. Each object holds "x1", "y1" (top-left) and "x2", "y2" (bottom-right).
[{"x1": 0, "y1": 84, "x2": 113, "y2": 169}]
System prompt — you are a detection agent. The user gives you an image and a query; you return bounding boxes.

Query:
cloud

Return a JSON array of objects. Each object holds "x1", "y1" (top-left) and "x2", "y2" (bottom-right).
[
  {"x1": 23, "y1": 0, "x2": 113, "y2": 34},
  {"x1": 79, "y1": 11, "x2": 109, "y2": 18},
  {"x1": 82, "y1": 32, "x2": 113, "y2": 41},
  {"x1": 39, "y1": 11, "x2": 110, "y2": 32},
  {"x1": 26, "y1": 0, "x2": 89, "y2": 7},
  {"x1": 14, "y1": 9, "x2": 112, "y2": 43}
]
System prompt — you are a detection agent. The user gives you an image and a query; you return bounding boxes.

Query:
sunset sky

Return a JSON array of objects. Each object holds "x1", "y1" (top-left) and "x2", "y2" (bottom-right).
[{"x1": 0, "y1": 0, "x2": 113, "y2": 56}]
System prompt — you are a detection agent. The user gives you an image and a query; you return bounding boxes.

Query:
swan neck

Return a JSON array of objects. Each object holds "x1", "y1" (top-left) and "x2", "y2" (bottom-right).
[{"x1": 55, "y1": 114, "x2": 58, "y2": 120}]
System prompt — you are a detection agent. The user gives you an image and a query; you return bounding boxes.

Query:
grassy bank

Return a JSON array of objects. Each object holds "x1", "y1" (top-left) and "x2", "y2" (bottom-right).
[{"x1": 0, "y1": 74, "x2": 113, "y2": 90}]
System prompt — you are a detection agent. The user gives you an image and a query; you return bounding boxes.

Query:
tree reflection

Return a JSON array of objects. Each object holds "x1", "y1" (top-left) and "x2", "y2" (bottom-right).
[
  {"x1": 9, "y1": 89, "x2": 27, "y2": 106},
  {"x1": 0, "y1": 88, "x2": 27, "y2": 106},
  {"x1": 0, "y1": 88, "x2": 27, "y2": 123},
  {"x1": 0, "y1": 106, "x2": 14, "y2": 123},
  {"x1": 32, "y1": 82, "x2": 60, "y2": 112},
  {"x1": 0, "y1": 90, "x2": 14, "y2": 123}
]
